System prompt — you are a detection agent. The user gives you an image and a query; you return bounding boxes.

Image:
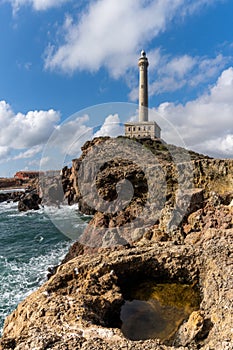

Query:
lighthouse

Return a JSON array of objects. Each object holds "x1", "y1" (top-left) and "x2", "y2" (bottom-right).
[
  {"x1": 125, "y1": 51, "x2": 161, "y2": 139},
  {"x1": 138, "y1": 50, "x2": 149, "y2": 122}
]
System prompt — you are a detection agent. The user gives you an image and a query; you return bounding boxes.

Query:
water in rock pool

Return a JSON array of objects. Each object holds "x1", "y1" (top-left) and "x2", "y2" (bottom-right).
[
  {"x1": 0, "y1": 200, "x2": 88, "y2": 334},
  {"x1": 120, "y1": 281, "x2": 200, "y2": 343}
]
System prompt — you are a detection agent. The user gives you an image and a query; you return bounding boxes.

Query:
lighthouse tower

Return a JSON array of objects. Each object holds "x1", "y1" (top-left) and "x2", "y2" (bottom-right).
[
  {"x1": 138, "y1": 50, "x2": 149, "y2": 122},
  {"x1": 125, "y1": 51, "x2": 161, "y2": 139}
]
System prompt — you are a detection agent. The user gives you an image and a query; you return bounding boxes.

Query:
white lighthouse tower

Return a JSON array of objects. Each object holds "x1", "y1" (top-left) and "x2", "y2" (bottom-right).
[
  {"x1": 125, "y1": 51, "x2": 161, "y2": 139},
  {"x1": 138, "y1": 50, "x2": 149, "y2": 122}
]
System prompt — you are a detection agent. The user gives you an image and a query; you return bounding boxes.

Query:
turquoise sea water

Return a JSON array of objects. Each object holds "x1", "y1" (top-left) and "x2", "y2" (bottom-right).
[{"x1": 0, "y1": 199, "x2": 86, "y2": 334}]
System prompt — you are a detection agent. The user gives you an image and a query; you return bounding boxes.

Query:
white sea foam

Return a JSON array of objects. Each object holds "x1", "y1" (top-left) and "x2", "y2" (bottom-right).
[
  {"x1": 6, "y1": 203, "x2": 79, "y2": 218},
  {"x1": 43, "y1": 203, "x2": 80, "y2": 215},
  {"x1": 0, "y1": 201, "x2": 87, "y2": 334},
  {"x1": 0, "y1": 201, "x2": 18, "y2": 213},
  {"x1": 7, "y1": 207, "x2": 44, "y2": 217},
  {"x1": 0, "y1": 189, "x2": 25, "y2": 194},
  {"x1": 0, "y1": 240, "x2": 71, "y2": 334},
  {"x1": 43, "y1": 203, "x2": 89, "y2": 240},
  {"x1": 0, "y1": 201, "x2": 89, "y2": 334}
]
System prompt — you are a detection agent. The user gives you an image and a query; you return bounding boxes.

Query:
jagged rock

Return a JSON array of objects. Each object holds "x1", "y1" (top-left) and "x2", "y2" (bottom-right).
[
  {"x1": 0, "y1": 193, "x2": 11, "y2": 203},
  {"x1": 61, "y1": 166, "x2": 75, "y2": 205},
  {"x1": 1, "y1": 137, "x2": 233, "y2": 350},
  {"x1": 40, "y1": 173, "x2": 65, "y2": 206},
  {"x1": 61, "y1": 137, "x2": 232, "y2": 242},
  {"x1": 0, "y1": 192, "x2": 22, "y2": 203},
  {"x1": 174, "y1": 311, "x2": 205, "y2": 346},
  {"x1": 1, "y1": 223, "x2": 232, "y2": 349},
  {"x1": 56, "y1": 137, "x2": 233, "y2": 260},
  {"x1": 18, "y1": 192, "x2": 41, "y2": 212},
  {"x1": 183, "y1": 202, "x2": 233, "y2": 235}
]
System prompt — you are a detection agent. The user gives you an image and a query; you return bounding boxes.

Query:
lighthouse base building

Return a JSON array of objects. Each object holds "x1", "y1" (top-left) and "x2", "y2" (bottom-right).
[{"x1": 124, "y1": 121, "x2": 161, "y2": 139}]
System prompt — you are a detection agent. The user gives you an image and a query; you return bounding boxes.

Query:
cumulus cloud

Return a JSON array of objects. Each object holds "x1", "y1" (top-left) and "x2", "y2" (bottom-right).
[
  {"x1": 38, "y1": 113, "x2": 94, "y2": 171},
  {"x1": 0, "y1": 104, "x2": 96, "y2": 172},
  {"x1": 54, "y1": 114, "x2": 92, "y2": 156},
  {"x1": 0, "y1": 146, "x2": 10, "y2": 160},
  {"x1": 0, "y1": 100, "x2": 60, "y2": 149},
  {"x1": 6, "y1": 0, "x2": 70, "y2": 12},
  {"x1": 40, "y1": 112, "x2": 125, "y2": 171},
  {"x1": 93, "y1": 114, "x2": 123, "y2": 138},
  {"x1": 156, "y1": 67, "x2": 233, "y2": 158},
  {"x1": 44, "y1": 0, "x2": 230, "y2": 100},
  {"x1": 12, "y1": 145, "x2": 43, "y2": 160},
  {"x1": 195, "y1": 135, "x2": 233, "y2": 158},
  {"x1": 40, "y1": 156, "x2": 50, "y2": 167},
  {"x1": 45, "y1": 0, "x2": 220, "y2": 76},
  {"x1": 129, "y1": 52, "x2": 229, "y2": 100}
]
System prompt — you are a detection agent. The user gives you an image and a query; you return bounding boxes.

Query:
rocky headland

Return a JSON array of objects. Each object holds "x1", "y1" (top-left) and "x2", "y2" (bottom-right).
[
  {"x1": 1, "y1": 137, "x2": 232, "y2": 350},
  {"x1": 0, "y1": 177, "x2": 41, "y2": 211}
]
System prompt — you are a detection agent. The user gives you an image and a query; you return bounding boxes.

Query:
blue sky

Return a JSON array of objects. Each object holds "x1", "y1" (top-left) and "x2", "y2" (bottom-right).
[{"x1": 0, "y1": 0, "x2": 233, "y2": 176}]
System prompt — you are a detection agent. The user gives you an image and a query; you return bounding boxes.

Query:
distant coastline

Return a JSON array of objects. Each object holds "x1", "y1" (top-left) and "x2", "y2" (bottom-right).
[
  {"x1": 0, "y1": 173, "x2": 39, "y2": 191},
  {"x1": 0, "y1": 177, "x2": 24, "y2": 191}
]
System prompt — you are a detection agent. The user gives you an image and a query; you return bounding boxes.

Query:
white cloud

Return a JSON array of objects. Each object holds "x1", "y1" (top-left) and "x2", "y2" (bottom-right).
[
  {"x1": 0, "y1": 104, "x2": 96, "y2": 173},
  {"x1": 165, "y1": 55, "x2": 196, "y2": 77},
  {"x1": 195, "y1": 134, "x2": 233, "y2": 157},
  {"x1": 45, "y1": 0, "x2": 218, "y2": 76},
  {"x1": 12, "y1": 145, "x2": 43, "y2": 160},
  {"x1": 180, "y1": 0, "x2": 223, "y2": 16},
  {"x1": 54, "y1": 114, "x2": 92, "y2": 156},
  {"x1": 0, "y1": 146, "x2": 10, "y2": 160},
  {"x1": 44, "y1": 0, "x2": 230, "y2": 100},
  {"x1": 6, "y1": 0, "x2": 70, "y2": 12},
  {"x1": 38, "y1": 113, "x2": 94, "y2": 171},
  {"x1": 40, "y1": 156, "x2": 50, "y2": 167},
  {"x1": 128, "y1": 51, "x2": 228, "y2": 101},
  {"x1": 94, "y1": 114, "x2": 123, "y2": 138},
  {"x1": 0, "y1": 101, "x2": 60, "y2": 149},
  {"x1": 40, "y1": 112, "x2": 124, "y2": 171},
  {"x1": 156, "y1": 67, "x2": 233, "y2": 158},
  {"x1": 189, "y1": 54, "x2": 228, "y2": 87}
]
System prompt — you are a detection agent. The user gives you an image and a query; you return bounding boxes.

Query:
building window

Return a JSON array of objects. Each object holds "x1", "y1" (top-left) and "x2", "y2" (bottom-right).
[
  {"x1": 133, "y1": 127, "x2": 135, "y2": 131},
  {"x1": 128, "y1": 127, "x2": 131, "y2": 131},
  {"x1": 138, "y1": 127, "x2": 140, "y2": 131}
]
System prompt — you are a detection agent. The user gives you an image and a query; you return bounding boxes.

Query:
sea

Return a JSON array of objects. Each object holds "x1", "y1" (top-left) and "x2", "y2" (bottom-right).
[{"x1": 0, "y1": 194, "x2": 88, "y2": 334}]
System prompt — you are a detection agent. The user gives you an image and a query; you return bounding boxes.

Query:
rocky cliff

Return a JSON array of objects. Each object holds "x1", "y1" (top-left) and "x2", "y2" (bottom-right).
[
  {"x1": 61, "y1": 137, "x2": 232, "y2": 250},
  {"x1": 1, "y1": 137, "x2": 232, "y2": 350},
  {"x1": 62, "y1": 137, "x2": 233, "y2": 210}
]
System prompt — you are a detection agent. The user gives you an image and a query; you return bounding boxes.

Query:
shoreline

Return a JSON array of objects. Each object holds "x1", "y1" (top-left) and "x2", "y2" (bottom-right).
[{"x1": 0, "y1": 188, "x2": 26, "y2": 193}]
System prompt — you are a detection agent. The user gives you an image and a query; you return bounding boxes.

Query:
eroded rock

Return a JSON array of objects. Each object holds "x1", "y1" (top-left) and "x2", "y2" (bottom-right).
[
  {"x1": 1, "y1": 137, "x2": 233, "y2": 350},
  {"x1": 18, "y1": 192, "x2": 41, "y2": 212},
  {"x1": 1, "y1": 222, "x2": 233, "y2": 349}
]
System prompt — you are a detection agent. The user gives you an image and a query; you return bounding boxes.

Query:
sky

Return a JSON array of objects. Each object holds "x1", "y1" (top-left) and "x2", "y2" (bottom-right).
[{"x1": 0, "y1": 0, "x2": 233, "y2": 177}]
